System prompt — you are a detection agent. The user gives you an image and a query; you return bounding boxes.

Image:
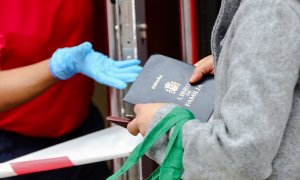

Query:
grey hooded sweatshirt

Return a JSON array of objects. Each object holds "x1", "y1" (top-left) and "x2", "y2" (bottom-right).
[{"x1": 146, "y1": 0, "x2": 300, "y2": 179}]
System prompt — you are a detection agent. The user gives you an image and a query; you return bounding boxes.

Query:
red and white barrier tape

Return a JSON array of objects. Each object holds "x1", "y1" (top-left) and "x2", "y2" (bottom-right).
[{"x1": 0, "y1": 126, "x2": 143, "y2": 178}]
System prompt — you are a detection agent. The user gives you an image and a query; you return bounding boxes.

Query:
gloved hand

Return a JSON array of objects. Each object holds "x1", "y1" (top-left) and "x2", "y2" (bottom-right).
[{"x1": 49, "y1": 42, "x2": 142, "y2": 89}]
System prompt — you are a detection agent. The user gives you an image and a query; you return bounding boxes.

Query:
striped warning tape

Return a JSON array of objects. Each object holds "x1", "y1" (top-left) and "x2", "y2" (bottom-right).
[{"x1": 0, "y1": 126, "x2": 143, "y2": 178}]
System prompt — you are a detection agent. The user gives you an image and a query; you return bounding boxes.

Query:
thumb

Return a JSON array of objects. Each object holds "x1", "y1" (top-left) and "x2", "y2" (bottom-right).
[
  {"x1": 189, "y1": 66, "x2": 205, "y2": 83},
  {"x1": 73, "y1": 42, "x2": 93, "y2": 55},
  {"x1": 127, "y1": 119, "x2": 140, "y2": 136}
]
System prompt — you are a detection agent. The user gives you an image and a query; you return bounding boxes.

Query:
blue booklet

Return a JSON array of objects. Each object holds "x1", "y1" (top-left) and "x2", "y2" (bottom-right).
[{"x1": 123, "y1": 54, "x2": 215, "y2": 122}]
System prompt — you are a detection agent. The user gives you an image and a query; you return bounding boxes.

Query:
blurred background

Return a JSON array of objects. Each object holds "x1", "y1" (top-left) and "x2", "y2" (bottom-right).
[
  {"x1": 92, "y1": 0, "x2": 221, "y2": 119},
  {"x1": 91, "y1": 0, "x2": 221, "y2": 179}
]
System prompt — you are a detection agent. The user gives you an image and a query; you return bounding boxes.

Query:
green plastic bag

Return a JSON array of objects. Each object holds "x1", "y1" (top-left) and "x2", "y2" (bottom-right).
[{"x1": 107, "y1": 107, "x2": 195, "y2": 180}]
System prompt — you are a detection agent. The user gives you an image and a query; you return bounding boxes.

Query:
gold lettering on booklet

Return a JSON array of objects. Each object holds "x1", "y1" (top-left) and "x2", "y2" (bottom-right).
[
  {"x1": 176, "y1": 83, "x2": 203, "y2": 107},
  {"x1": 177, "y1": 84, "x2": 191, "y2": 100},
  {"x1": 185, "y1": 85, "x2": 203, "y2": 107}
]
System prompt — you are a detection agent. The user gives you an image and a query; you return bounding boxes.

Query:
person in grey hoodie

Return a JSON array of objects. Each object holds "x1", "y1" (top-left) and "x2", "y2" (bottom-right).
[{"x1": 127, "y1": 0, "x2": 300, "y2": 179}]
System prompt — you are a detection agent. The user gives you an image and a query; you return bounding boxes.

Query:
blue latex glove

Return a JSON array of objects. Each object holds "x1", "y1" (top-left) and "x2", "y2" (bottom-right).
[{"x1": 50, "y1": 42, "x2": 142, "y2": 89}]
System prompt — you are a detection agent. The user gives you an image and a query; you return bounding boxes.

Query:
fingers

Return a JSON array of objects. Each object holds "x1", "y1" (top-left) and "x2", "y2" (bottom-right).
[
  {"x1": 194, "y1": 58, "x2": 205, "y2": 66},
  {"x1": 110, "y1": 71, "x2": 139, "y2": 82},
  {"x1": 95, "y1": 76, "x2": 127, "y2": 89},
  {"x1": 94, "y1": 66, "x2": 140, "y2": 89},
  {"x1": 189, "y1": 55, "x2": 214, "y2": 83},
  {"x1": 127, "y1": 104, "x2": 163, "y2": 136},
  {"x1": 113, "y1": 65, "x2": 142, "y2": 74},
  {"x1": 115, "y1": 59, "x2": 141, "y2": 68},
  {"x1": 127, "y1": 118, "x2": 139, "y2": 136},
  {"x1": 79, "y1": 42, "x2": 92, "y2": 49},
  {"x1": 189, "y1": 66, "x2": 205, "y2": 83},
  {"x1": 109, "y1": 65, "x2": 142, "y2": 83},
  {"x1": 75, "y1": 42, "x2": 93, "y2": 55},
  {"x1": 127, "y1": 105, "x2": 141, "y2": 136}
]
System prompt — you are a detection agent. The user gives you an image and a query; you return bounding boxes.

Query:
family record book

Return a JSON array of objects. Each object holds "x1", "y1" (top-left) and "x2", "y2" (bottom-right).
[{"x1": 123, "y1": 54, "x2": 215, "y2": 122}]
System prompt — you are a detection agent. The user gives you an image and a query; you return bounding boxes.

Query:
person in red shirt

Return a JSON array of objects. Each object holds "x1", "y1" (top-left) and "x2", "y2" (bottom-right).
[{"x1": 0, "y1": 0, "x2": 141, "y2": 179}]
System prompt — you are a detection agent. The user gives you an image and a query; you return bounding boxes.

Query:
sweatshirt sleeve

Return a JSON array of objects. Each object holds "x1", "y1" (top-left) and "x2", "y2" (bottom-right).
[{"x1": 146, "y1": 0, "x2": 300, "y2": 179}]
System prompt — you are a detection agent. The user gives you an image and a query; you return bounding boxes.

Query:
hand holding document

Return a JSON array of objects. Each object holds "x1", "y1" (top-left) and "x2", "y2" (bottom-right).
[{"x1": 124, "y1": 54, "x2": 215, "y2": 123}]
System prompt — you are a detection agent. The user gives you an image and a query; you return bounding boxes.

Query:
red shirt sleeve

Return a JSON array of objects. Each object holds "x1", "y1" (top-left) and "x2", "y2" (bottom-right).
[
  {"x1": 0, "y1": 34, "x2": 5, "y2": 70},
  {"x1": 0, "y1": 0, "x2": 96, "y2": 137}
]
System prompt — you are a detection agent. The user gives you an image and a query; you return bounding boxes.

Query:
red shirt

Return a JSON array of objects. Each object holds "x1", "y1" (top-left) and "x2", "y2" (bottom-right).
[{"x1": 0, "y1": 0, "x2": 95, "y2": 138}]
